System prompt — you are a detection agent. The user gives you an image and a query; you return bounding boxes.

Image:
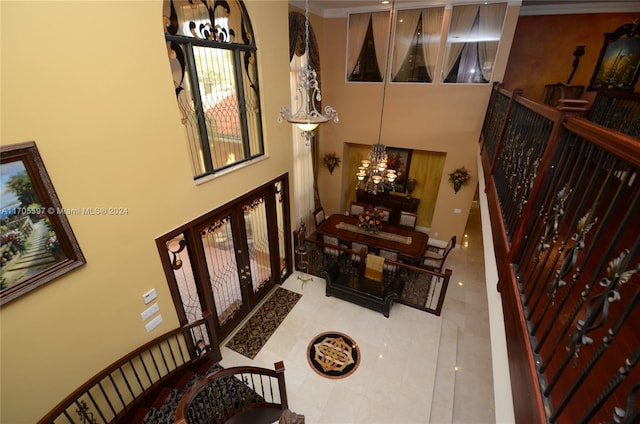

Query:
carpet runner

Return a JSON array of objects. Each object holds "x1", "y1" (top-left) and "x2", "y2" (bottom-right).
[{"x1": 225, "y1": 286, "x2": 302, "y2": 359}]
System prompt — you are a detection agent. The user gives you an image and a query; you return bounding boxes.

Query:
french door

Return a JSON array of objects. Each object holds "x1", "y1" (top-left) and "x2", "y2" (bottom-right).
[{"x1": 157, "y1": 175, "x2": 291, "y2": 345}]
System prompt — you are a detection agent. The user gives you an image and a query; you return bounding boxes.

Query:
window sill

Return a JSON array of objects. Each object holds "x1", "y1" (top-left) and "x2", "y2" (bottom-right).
[{"x1": 194, "y1": 155, "x2": 270, "y2": 186}]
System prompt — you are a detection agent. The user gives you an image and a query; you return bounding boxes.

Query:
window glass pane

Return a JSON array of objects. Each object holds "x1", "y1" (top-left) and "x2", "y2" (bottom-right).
[
  {"x1": 170, "y1": 43, "x2": 207, "y2": 175},
  {"x1": 392, "y1": 7, "x2": 444, "y2": 83},
  {"x1": 163, "y1": 0, "x2": 263, "y2": 179},
  {"x1": 194, "y1": 46, "x2": 246, "y2": 169},
  {"x1": 347, "y1": 11, "x2": 390, "y2": 82},
  {"x1": 441, "y1": 3, "x2": 507, "y2": 84}
]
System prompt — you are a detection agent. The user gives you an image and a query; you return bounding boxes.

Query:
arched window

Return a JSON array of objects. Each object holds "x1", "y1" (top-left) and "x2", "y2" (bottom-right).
[{"x1": 163, "y1": 0, "x2": 264, "y2": 179}]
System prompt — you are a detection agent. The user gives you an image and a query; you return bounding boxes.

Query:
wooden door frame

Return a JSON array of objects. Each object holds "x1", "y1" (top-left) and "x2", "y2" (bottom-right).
[{"x1": 155, "y1": 173, "x2": 293, "y2": 346}]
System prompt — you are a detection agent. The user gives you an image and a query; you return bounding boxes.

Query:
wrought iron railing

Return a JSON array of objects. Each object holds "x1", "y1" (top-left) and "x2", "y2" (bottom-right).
[
  {"x1": 480, "y1": 84, "x2": 640, "y2": 424},
  {"x1": 174, "y1": 361, "x2": 289, "y2": 424},
  {"x1": 294, "y1": 234, "x2": 451, "y2": 316},
  {"x1": 39, "y1": 318, "x2": 220, "y2": 424},
  {"x1": 589, "y1": 90, "x2": 640, "y2": 139}
]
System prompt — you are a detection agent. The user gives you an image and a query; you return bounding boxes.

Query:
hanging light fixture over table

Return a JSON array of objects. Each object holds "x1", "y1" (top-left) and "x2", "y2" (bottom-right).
[
  {"x1": 356, "y1": 1, "x2": 397, "y2": 195},
  {"x1": 280, "y1": 0, "x2": 338, "y2": 140}
]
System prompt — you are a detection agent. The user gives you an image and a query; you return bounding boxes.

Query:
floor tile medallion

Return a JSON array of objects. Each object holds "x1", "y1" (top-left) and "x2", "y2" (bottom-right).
[{"x1": 307, "y1": 331, "x2": 360, "y2": 379}]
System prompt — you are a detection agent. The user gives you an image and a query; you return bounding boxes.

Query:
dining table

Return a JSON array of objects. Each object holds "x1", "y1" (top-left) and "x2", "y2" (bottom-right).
[{"x1": 317, "y1": 213, "x2": 429, "y2": 264}]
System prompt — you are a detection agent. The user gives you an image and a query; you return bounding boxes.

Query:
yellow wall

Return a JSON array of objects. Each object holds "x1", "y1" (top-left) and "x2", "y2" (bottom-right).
[
  {"x1": 315, "y1": 5, "x2": 520, "y2": 242},
  {"x1": 0, "y1": 1, "x2": 292, "y2": 422},
  {"x1": 502, "y1": 13, "x2": 639, "y2": 102}
]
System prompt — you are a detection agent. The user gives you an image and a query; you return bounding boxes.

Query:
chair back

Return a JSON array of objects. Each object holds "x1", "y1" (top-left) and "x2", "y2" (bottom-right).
[
  {"x1": 350, "y1": 241, "x2": 368, "y2": 263},
  {"x1": 322, "y1": 234, "x2": 340, "y2": 259},
  {"x1": 423, "y1": 235, "x2": 456, "y2": 273},
  {"x1": 313, "y1": 207, "x2": 325, "y2": 227},
  {"x1": 398, "y1": 211, "x2": 417, "y2": 229},
  {"x1": 379, "y1": 207, "x2": 391, "y2": 223},
  {"x1": 349, "y1": 201, "x2": 366, "y2": 217},
  {"x1": 378, "y1": 248, "x2": 399, "y2": 272}
]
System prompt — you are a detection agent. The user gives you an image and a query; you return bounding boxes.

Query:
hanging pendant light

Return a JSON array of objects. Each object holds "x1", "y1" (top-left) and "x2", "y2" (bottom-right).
[
  {"x1": 280, "y1": 0, "x2": 338, "y2": 140},
  {"x1": 356, "y1": 1, "x2": 396, "y2": 195}
]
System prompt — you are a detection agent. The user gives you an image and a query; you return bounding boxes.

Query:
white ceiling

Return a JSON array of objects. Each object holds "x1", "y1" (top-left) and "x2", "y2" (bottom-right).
[{"x1": 290, "y1": 0, "x2": 640, "y2": 18}]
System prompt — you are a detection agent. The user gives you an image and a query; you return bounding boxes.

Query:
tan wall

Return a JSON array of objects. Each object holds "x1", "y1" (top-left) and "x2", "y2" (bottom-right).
[
  {"x1": 315, "y1": 4, "x2": 520, "y2": 242},
  {"x1": 0, "y1": 1, "x2": 292, "y2": 422},
  {"x1": 502, "y1": 13, "x2": 639, "y2": 103}
]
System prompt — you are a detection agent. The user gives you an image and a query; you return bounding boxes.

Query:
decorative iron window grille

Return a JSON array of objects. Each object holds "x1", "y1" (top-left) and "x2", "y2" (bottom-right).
[{"x1": 163, "y1": 0, "x2": 264, "y2": 179}]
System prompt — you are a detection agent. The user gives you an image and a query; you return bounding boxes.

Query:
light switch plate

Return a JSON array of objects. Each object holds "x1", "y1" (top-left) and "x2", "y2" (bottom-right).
[
  {"x1": 141, "y1": 303, "x2": 159, "y2": 321},
  {"x1": 143, "y1": 288, "x2": 157, "y2": 304},
  {"x1": 145, "y1": 314, "x2": 163, "y2": 332}
]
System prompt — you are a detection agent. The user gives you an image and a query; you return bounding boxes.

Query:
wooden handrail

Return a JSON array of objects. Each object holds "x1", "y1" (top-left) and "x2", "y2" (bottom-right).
[
  {"x1": 174, "y1": 361, "x2": 288, "y2": 424},
  {"x1": 479, "y1": 84, "x2": 640, "y2": 424},
  {"x1": 39, "y1": 318, "x2": 220, "y2": 424},
  {"x1": 297, "y1": 235, "x2": 452, "y2": 316}
]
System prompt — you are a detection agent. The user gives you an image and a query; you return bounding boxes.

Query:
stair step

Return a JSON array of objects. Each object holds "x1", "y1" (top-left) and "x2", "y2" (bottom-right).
[
  {"x1": 190, "y1": 356, "x2": 220, "y2": 377},
  {"x1": 151, "y1": 387, "x2": 173, "y2": 408},
  {"x1": 129, "y1": 407, "x2": 150, "y2": 423},
  {"x1": 429, "y1": 318, "x2": 459, "y2": 423}
]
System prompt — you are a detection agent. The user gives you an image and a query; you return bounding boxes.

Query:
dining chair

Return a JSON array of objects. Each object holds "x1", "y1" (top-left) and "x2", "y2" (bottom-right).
[
  {"x1": 312, "y1": 206, "x2": 326, "y2": 228},
  {"x1": 349, "y1": 201, "x2": 366, "y2": 217},
  {"x1": 423, "y1": 235, "x2": 456, "y2": 273},
  {"x1": 350, "y1": 241, "x2": 368, "y2": 264},
  {"x1": 322, "y1": 234, "x2": 340, "y2": 261},
  {"x1": 398, "y1": 211, "x2": 418, "y2": 229},
  {"x1": 379, "y1": 206, "x2": 391, "y2": 223},
  {"x1": 378, "y1": 248, "x2": 399, "y2": 273}
]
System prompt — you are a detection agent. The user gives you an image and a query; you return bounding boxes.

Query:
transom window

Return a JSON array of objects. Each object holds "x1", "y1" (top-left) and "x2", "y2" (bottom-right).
[
  {"x1": 163, "y1": 0, "x2": 264, "y2": 179},
  {"x1": 391, "y1": 7, "x2": 445, "y2": 83},
  {"x1": 347, "y1": 11, "x2": 390, "y2": 82},
  {"x1": 346, "y1": 3, "x2": 506, "y2": 85},
  {"x1": 442, "y1": 3, "x2": 507, "y2": 84}
]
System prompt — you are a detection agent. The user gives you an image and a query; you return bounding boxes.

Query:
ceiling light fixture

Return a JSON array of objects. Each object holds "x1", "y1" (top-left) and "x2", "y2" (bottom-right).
[
  {"x1": 356, "y1": 1, "x2": 397, "y2": 195},
  {"x1": 280, "y1": 0, "x2": 338, "y2": 140}
]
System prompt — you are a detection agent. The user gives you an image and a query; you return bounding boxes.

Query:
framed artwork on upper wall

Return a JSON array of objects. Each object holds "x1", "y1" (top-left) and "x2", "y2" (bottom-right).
[
  {"x1": 0, "y1": 141, "x2": 85, "y2": 305},
  {"x1": 386, "y1": 147, "x2": 412, "y2": 193},
  {"x1": 588, "y1": 19, "x2": 640, "y2": 91}
]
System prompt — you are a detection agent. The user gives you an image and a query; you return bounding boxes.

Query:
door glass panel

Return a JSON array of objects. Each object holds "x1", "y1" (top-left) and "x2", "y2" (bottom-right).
[
  {"x1": 275, "y1": 181, "x2": 287, "y2": 278},
  {"x1": 201, "y1": 216, "x2": 243, "y2": 326},
  {"x1": 242, "y1": 197, "x2": 271, "y2": 293},
  {"x1": 165, "y1": 234, "x2": 210, "y2": 346}
]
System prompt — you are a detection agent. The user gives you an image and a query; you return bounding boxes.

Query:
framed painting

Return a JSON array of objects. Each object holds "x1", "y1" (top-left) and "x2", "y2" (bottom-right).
[
  {"x1": 588, "y1": 19, "x2": 640, "y2": 91},
  {"x1": 0, "y1": 141, "x2": 85, "y2": 305},
  {"x1": 386, "y1": 147, "x2": 413, "y2": 193}
]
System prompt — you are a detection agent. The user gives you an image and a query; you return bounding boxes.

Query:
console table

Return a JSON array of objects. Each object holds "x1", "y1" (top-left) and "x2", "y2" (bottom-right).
[{"x1": 356, "y1": 190, "x2": 419, "y2": 226}]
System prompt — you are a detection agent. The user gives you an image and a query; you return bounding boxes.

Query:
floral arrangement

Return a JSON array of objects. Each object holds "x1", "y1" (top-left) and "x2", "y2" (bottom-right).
[
  {"x1": 358, "y1": 206, "x2": 384, "y2": 233},
  {"x1": 449, "y1": 167, "x2": 471, "y2": 193},
  {"x1": 45, "y1": 232, "x2": 60, "y2": 253},
  {"x1": 323, "y1": 152, "x2": 341, "y2": 174}
]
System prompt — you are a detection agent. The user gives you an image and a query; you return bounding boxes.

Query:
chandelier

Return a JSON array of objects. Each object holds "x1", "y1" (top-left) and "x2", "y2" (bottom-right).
[
  {"x1": 356, "y1": 144, "x2": 397, "y2": 193},
  {"x1": 356, "y1": 1, "x2": 396, "y2": 195},
  {"x1": 280, "y1": 0, "x2": 338, "y2": 140}
]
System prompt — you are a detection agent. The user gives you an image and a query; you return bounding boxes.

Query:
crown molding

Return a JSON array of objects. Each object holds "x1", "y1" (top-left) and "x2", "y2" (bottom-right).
[
  {"x1": 290, "y1": 0, "x2": 640, "y2": 18},
  {"x1": 519, "y1": 2, "x2": 640, "y2": 16}
]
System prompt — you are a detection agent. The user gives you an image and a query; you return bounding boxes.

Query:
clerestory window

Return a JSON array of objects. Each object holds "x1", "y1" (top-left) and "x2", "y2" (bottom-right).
[
  {"x1": 163, "y1": 0, "x2": 264, "y2": 180},
  {"x1": 347, "y1": 11, "x2": 390, "y2": 82},
  {"x1": 441, "y1": 3, "x2": 507, "y2": 84},
  {"x1": 391, "y1": 7, "x2": 444, "y2": 83}
]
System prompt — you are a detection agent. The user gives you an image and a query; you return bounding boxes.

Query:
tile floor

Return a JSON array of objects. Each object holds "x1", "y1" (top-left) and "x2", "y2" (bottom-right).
[{"x1": 220, "y1": 203, "x2": 495, "y2": 423}]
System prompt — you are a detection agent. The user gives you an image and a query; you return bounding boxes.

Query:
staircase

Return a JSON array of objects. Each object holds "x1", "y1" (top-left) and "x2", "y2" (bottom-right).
[
  {"x1": 2, "y1": 219, "x2": 58, "y2": 283},
  {"x1": 120, "y1": 356, "x2": 221, "y2": 423}
]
